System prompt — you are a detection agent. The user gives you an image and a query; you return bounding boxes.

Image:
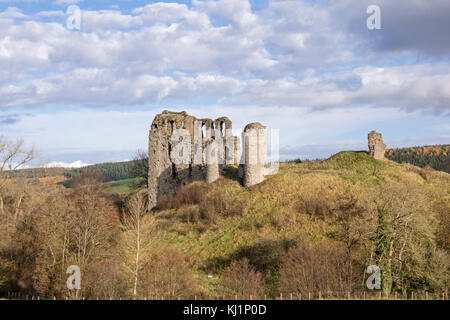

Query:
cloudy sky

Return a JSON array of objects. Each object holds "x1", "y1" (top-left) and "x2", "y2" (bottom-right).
[{"x1": 0, "y1": 0, "x2": 449, "y2": 167}]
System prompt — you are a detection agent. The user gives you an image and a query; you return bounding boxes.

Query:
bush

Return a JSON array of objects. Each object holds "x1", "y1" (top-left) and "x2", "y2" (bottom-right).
[
  {"x1": 220, "y1": 258, "x2": 265, "y2": 299},
  {"x1": 278, "y1": 240, "x2": 350, "y2": 298},
  {"x1": 139, "y1": 247, "x2": 197, "y2": 299}
]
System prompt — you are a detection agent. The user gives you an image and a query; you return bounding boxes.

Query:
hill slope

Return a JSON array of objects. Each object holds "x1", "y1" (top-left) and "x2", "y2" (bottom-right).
[{"x1": 149, "y1": 152, "x2": 449, "y2": 297}]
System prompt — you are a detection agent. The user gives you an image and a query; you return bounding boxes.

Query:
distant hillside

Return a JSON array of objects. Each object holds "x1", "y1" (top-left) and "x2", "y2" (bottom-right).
[
  {"x1": 5, "y1": 160, "x2": 137, "y2": 181},
  {"x1": 2, "y1": 167, "x2": 67, "y2": 179},
  {"x1": 6, "y1": 144, "x2": 450, "y2": 181},
  {"x1": 386, "y1": 145, "x2": 450, "y2": 173},
  {"x1": 64, "y1": 161, "x2": 135, "y2": 181}
]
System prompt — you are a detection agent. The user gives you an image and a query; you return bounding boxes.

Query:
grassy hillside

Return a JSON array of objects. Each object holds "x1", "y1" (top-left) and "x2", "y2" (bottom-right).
[
  {"x1": 105, "y1": 177, "x2": 145, "y2": 194},
  {"x1": 1, "y1": 151, "x2": 448, "y2": 300},
  {"x1": 147, "y1": 152, "x2": 449, "y2": 297}
]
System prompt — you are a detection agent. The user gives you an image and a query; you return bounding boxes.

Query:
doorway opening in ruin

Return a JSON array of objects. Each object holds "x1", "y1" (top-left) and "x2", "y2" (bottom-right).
[
  {"x1": 220, "y1": 122, "x2": 225, "y2": 137},
  {"x1": 172, "y1": 163, "x2": 177, "y2": 179},
  {"x1": 202, "y1": 123, "x2": 206, "y2": 138},
  {"x1": 168, "y1": 143, "x2": 177, "y2": 180},
  {"x1": 170, "y1": 120, "x2": 174, "y2": 135}
]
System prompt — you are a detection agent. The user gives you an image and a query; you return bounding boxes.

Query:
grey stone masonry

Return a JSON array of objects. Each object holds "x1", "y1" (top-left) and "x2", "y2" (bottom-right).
[
  {"x1": 242, "y1": 122, "x2": 267, "y2": 188},
  {"x1": 368, "y1": 130, "x2": 386, "y2": 160},
  {"x1": 148, "y1": 110, "x2": 271, "y2": 209}
]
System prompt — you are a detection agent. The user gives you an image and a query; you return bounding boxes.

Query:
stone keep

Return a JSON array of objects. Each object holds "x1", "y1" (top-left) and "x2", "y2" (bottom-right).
[
  {"x1": 368, "y1": 130, "x2": 386, "y2": 160},
  {"x1": 148, "y1": 110, "x2": 242, "y2": 209},
  {"x1": 242, "y1": 122, "x2": 267, "y2": 188},
  {"x1": 205, "y1": 138, "x2": 220, "y2": 184}
]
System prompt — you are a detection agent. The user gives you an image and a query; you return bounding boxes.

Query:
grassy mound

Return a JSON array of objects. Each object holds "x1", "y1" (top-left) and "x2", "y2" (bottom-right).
[{"x1": 147, "y1": 152, "x2": 449, "y2": 296}]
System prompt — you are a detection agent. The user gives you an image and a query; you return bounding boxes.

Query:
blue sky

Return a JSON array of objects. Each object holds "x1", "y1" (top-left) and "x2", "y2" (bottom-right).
[{"x1": 0, "y1": 0, "x2": 449, "y2": 167}]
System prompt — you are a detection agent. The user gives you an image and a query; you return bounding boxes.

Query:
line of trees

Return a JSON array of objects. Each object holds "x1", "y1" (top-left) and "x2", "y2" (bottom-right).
[{"x1": 386, "y1": 145, "x2": 450, "y2": 173}]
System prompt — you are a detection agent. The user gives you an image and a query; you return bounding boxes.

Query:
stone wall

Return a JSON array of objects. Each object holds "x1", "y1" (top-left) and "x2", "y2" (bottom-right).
[
  {"x1": 368, "y1": 130, "x2": 386, "y2": 160},
  {"x1": 148, "y1": 110, "x2": 245, "y2": 209},
  {"x1": 242, "y1": 122, "x2": 267, "y2": 187},
  {"x1": 147, "y1": 112, "x2": 389, "y2": 210}
]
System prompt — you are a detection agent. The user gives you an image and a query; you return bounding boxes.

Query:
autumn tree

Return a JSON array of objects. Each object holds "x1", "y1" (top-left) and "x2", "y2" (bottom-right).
[
  {"x1": 121, "y1": 191, "x2": 156, "y2": 298},
  {"x1": 139, "y1": 247, "x2": 197, "y2": 299},
  {"x1": 0, "y1": 137, "x2": 36, "y2": 174},
  {"x1": 220, "y1": 258, "x2": 265, "y2": 299},
  {"x1": 368, "y1": 183, "x2": 445, "y2": 295},
  {"x1": 278, "y1": 240, "x2": 349, "y2": 298},
  {"x1": 329, "y1": 194, "x2": 372, "y2": 292}
]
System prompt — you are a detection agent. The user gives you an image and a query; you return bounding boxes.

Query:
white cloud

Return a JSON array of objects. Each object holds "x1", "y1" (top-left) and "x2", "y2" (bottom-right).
[
  {"x1": 53, "y1": 0, "x2": 83, "y2": 5},
  {"x1": 0, "y1": 6, "x2": 28, "y2": 19},
  {"x1": 0, "y1": 0, "x2": 449, "y2": 163},
  {"x1": 2, "y1": 104, "x2": 447, "y2": 163},
  {"x1": 0, "y1": 1, "x2": 447, "y2": 114}
]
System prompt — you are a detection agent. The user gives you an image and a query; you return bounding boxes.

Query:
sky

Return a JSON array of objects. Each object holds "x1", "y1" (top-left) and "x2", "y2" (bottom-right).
[{"x1": 0, "y1": 0, "x2": 449, "y2": 167}]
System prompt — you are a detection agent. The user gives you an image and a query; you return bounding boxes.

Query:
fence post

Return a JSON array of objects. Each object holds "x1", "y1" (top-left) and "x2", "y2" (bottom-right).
[
  {"x1": 308, "y1": 292, "x2": 311, "y2": 300},
  {"x1": 290, "y1": 293, "x2": 293, "y2": 300},
  {"x1": 318, "y1": 291, "x2": 321, "y2": 300}
]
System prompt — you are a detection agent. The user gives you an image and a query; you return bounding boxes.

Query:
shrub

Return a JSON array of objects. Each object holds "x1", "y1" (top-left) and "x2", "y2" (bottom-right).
[
  {"x1": 139, "y1": 247, "x2": 197, "y2": 299},
  {"x1": 278, "y1": 240, "x2": 350, "y2": 298},
  {"x1": 220, "y1": 258, "x2": 265, "y2": 299}
]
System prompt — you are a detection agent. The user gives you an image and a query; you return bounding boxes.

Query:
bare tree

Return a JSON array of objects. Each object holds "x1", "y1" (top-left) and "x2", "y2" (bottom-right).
[
  {"x1": 0, "y1": 137, "x2": 36, "y2": 173},
  {"x1": 367, "y1": 183, "x2": 440, "y2": 295},
  {"x1": 122, "y1": 191, "x2": 155, "y2": 297},
  {"x1": 220, "y1": 258, "x2": 265, "y2": 299},
  {"x1": 279, "y1": 240, "x2": 356, "y2": 298},
  {"x1": 140, "y1": 247, "x2": 197, "y2": 299},
  {"x1": 0, "y1": 137, "x2": 36, "y2": 231}
]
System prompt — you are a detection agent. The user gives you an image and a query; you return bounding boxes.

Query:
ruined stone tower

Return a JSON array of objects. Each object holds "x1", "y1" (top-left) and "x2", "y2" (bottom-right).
[
  {"x1": 148, "y1": 111, "x2": 274, "y2": 209},
  {"x1": 148, "y1": 110, "x2": 244, "y2": 209},
  {"x1": 148, "y1": 111, "x2": 198, "y2": 209},
  {"x1": 368, "y1": 130, "x2": 386, "y2": 160},
  {"x1": 242, "y1": 122, "x2": 267, "y2": 188},
  {"x1": 205, "y1": 138, "x2": 220, "y2": 183}
]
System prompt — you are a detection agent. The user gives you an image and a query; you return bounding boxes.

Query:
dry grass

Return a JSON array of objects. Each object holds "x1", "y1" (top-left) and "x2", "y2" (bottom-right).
[{"x1": 145, "y1": 152, "x2": 450, "y2": 298}]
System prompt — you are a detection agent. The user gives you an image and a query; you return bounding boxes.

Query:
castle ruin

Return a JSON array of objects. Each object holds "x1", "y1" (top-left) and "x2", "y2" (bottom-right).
[
  {"x1": 148, "y1": 110, "x2": 273, "y2": 209},
  {"x1": 368, "y1": 130, "x2": 386, "y2": 159}
]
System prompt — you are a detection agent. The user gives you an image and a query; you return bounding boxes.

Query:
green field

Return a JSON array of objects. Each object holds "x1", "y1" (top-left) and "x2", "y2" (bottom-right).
[{"x1": 104, "y1": 177, "x2": 145, "y2": 194}]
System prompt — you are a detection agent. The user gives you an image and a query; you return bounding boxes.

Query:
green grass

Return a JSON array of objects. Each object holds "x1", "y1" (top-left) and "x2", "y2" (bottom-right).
[
  {"x1": 147, "y1": 152, "x2": 449, "y2": 290},
  {"x1": 104, "y1": 177, "x2": 144, "y2": 194}
]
